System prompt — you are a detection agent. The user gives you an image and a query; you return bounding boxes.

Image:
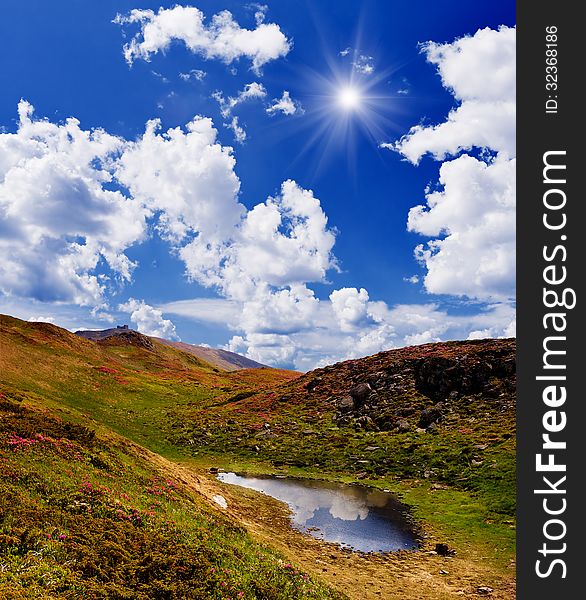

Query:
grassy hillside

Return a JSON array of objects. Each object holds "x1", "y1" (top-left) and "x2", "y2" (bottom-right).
[
  {"x1": 0, "y1": 314, "x2": 516, "y2": 599},
  {"x1": 0, "y1": 395, "x2": 340, "y2": 599},
  {"x1": 0, "y1": 315, "x2": 296, "y2": 458}
]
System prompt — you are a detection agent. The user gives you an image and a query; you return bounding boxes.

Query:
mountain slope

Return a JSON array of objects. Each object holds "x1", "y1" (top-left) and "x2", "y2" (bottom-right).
[
  {"x1": 0, "y1": 391, "x2": 339, "y2": 599},
  {"x1": 75, "y1": 326, "x2": 269, "y2": 372},
  {"x1": 154, "y1": 338, "x2": 269, "y2": 372},
  {"x1": 0, "y1": 315, "x2": 516, "y2": 599},
  {"x1": 1, "y1": 314, "x2": 297, "y2": 458},
  {"x1": 165, "y1": 338, "x2": 516, "y2": 514}
]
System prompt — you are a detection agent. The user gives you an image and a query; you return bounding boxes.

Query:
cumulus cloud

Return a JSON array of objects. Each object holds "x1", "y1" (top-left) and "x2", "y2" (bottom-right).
[
  {"x1": 114, "y1": 5, "x2": 291, "y2": 74},
  {"x1": 329, "y1": 287, "x2": 371, "y2": 332},
  {"x1": 119, "y1": 298, "x2": 179, "y2": 340},
  {"x1": 115, "y1": 115, "x2": 243, "y2": 244},
  {"x1": 1, "y1": 91, "x2": 515, "y2": 371},
  {"x1": 390, "y1": 25, "x2": 516, "y2": 302},
  {"x1": 395, "y1": 26, "x2": 515, "y2": 163},
  {"x1": 177, "y1": 179, "x2": 337, "y2": 301},
  {"x1": 408, "y1": 154, "x2": 515, "y2": 299},
  {"x1": 0, "y1": 101, "x2": 148, "y2": 306},
  {"x1": 266, "y1": 91, "x2": 303, "y2": 116}
]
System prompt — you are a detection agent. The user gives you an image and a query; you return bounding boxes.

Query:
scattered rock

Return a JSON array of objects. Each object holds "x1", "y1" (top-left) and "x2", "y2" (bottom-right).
[
  {"x1": 418, "y1": 405, "x2": 443, "y2": 429},
  {"x1": 395, "y1": 407, "x2": 415, "y2": 418},
  {"x1": 476, "y1": 586, "x2": 494, "y2": 595},
  {"x1": 435, "y1": 543, "x2": 455, "y2": 556},
  {"x1": 208, "y1": 467, "x2": 219, "y2": 474},
  {"x1": 414, "y1": 355, "x2": 495, "y2": 401},
  {"x1": 212, "y1": 495, "x2": 228, "y2": 509},
  {"x1": 431, "y1": 483, "x2": 449, "y2": 490},
  {"x1": 354, "y1": 415, "x2": 378, "y2": 431},
  {"x1": 306, "y1": 377, "x2": 323, "y2": 392},
  {"x1": 255, "y1": 430, "x2": 277, "y2": 439},
  {"x1": 396, "y1": 419, "x2": 411, "y2": 433}
]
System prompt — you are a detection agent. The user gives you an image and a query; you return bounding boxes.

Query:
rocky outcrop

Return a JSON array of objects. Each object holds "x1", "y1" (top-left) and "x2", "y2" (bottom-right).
[
  {"x1": 97, "y1": 330, "x2": 155, "y2": 351},
  {"x1": 285, "y1": 339, "x2": 515, "y2": 434}
]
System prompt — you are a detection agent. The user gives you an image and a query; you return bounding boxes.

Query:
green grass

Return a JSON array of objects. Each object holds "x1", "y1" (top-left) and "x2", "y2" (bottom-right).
[
  {"x1": 0, "y1": 396, "x2": 344, "y2": 599},
  {"x1": 0, "y1": 315, "x2": 516, "y2": 593}
]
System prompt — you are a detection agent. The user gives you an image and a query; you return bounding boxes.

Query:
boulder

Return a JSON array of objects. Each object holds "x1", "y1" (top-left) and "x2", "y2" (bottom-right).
[
  {"x1": 349, "y1": 382, "x2": 372, "y2": 404},
  {"x1": 337, "y1": 395, "x2": 355, "y2": 412},
  {"x1": 435, "y1": 543, "x2": 454, "y2": 556},
  {"x1": 418, "y1": 405, "x2": 443, "y2": 429},
  {"x1": 414, "y1": 356, "x2": 494, "y2": 400},
  {"x1": 306, "y1": 377, "x2": 323, "y2": 392},
  {"x1": 396, "y1": 419, "x2": 411, "y2": 433}
]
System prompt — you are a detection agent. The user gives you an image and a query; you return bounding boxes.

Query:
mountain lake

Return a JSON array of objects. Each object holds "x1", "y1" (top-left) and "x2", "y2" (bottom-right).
[{"x1": 217, "y1": 472, "x2": 420, "y2": 553}]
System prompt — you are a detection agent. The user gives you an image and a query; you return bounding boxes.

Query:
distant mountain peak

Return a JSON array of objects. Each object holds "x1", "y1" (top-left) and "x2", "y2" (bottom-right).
[{"x1": 74, "y1": 326, "x2": 268, "y2": 372}]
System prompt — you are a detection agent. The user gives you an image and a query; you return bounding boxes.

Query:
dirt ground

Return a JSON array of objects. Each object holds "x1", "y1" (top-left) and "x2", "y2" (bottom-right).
[{"x1": 132, "y1": 444, "x2": 516, "y2": 600}]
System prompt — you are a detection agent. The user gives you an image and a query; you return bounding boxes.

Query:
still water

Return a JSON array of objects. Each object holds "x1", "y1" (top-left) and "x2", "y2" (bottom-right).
[{"x1": 217, "y1": 472, "x2": 419, "y2": 553}]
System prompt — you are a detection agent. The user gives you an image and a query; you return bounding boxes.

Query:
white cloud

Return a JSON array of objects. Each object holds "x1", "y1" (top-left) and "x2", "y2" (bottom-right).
[
  {"x1": 0, "y1": 101, "x2": 148, "y2": 306},
  {"x1": 213, "y1": 81, "x2": 267, "y2": 117},
  {"x1": 28, "y1": 315, "x2": 56, "y2": 324},
  {"x1": 353, "y1": 55, "x2": 374, "y2": 75},
  {"x1": 212, "y1": 82, "x2": 267, "y2": 142},
  {"x1": 119, "y1": 298, "x2": 179, "y2": 340},
  {"x1": 266, "y1": 91, "x2": 303, "y2": 116},
  {"x1": 115, "y1": 115, "x2": 243, "y2": 244},
  {"x1": 329, "y1": 287, "x2": 371, "y2": 332},
  {"x1": 157, "y1": 298, "x2": 241, "y2": 326},
  {"x1": 177, "y1": 179, "x2": 337, "y2": 301},
  {"x1": 391, "y1": 25, "x2": 516, "y2": 302},
  {"x1": 396, "y1": 100, "x2": 515, "y2": 163},
  {"x1": 249, "y1": 3, "x2": 268, "y2": 26},
  {"x1": 225, "y1": 116, "x2": 247, "y2": 143},
  {"x1": 114, "y1": 5, "x2": 291, "y2": 74},
  {"x1": 409, "y1": 154, "x2": 515, "y2": 300},
  {"x1": 395, "y1": 26, "x2": 515, "y2": 163},
  {"x1": 179, "y1": 69, "x2": 206, "y2": 81}
]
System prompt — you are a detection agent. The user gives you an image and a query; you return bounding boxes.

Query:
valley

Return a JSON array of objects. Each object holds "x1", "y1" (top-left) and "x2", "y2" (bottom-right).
[{"x1": 0, "y1": 314, "x2": 516, "y2": 599}]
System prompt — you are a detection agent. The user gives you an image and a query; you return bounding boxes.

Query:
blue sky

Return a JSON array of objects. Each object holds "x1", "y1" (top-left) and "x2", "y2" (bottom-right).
[{"x1": 0, "y1": 1, "x2": 516, "y2": 370}]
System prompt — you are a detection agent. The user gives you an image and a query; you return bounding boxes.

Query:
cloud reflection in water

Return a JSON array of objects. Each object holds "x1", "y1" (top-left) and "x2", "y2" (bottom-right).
[{"x1": 217, "y1": 473, "x2": 418, "y2": 552}]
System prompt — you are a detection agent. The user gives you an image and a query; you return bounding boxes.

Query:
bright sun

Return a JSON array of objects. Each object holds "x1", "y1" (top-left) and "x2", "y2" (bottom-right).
[{"x1": 337, "y1": 86, "x2": 361, "y2": 110}]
